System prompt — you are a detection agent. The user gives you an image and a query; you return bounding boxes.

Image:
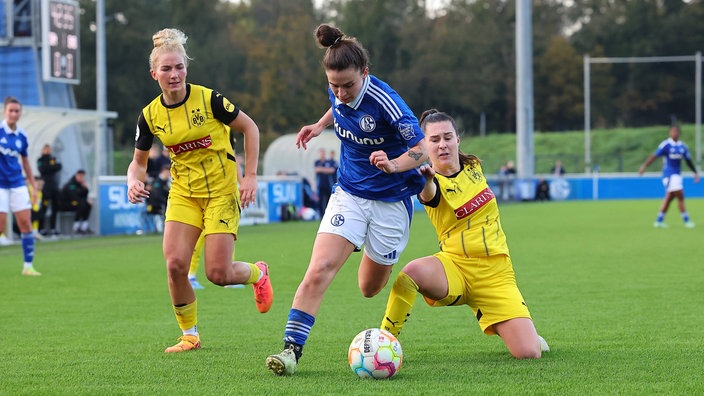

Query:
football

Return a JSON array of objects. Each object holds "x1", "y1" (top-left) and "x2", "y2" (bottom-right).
[{"x1": 348, "y1": 328, "x2": 403, "y2": 379}]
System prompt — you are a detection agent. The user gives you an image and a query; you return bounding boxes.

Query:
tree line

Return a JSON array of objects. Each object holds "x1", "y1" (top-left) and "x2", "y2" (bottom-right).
[{"x1": 72, "y1": 0, "x2": 704, "y2": 149}]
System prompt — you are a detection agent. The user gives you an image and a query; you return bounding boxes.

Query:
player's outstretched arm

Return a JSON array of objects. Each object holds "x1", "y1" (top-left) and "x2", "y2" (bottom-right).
[{"x1": 297, "y1": 108, "x2": 333, "y2": 150}]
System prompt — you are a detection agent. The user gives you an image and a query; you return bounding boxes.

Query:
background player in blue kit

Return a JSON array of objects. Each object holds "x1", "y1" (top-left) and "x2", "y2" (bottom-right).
[
  {"x1": 0, "y1": 96, "x2": 41, "y2": 276},
  {"x1": 639, "y1": 125, "x2": 699, "y2": 228},
  {"x1": 266, "y1": 23, "x2": 428, "y2": 376}
]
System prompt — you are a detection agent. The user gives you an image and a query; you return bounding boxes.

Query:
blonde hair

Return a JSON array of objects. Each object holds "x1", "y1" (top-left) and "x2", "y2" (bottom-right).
[{"x1": 149, "y1": 28, "x2": 192, "y2": 70}]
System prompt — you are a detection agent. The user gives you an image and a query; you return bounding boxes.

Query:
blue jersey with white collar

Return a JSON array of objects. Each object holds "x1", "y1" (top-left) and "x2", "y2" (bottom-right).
[
  {"x1": 0, "y1": 120, "x2": 30, "y2": 189},
  {"x1": 653, "y1": 137, "x2": 691, "y2": 178},
  {"x1": 330, "y1": 75, "x2": 425, "y2": 202}
]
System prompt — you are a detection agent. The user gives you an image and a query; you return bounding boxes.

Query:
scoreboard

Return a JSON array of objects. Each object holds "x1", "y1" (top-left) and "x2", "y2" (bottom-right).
[{"x1": 42, "y1": 0, "x2": 80, "y2": 84}]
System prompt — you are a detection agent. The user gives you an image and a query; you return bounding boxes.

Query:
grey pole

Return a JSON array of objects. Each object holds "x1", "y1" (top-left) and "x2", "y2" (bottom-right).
[
  {"x1": 696, "y1": 51, "x2": 701, "y2": 170},
  {"x1": 96, "y1": 0, "x2": 107, "y2": 177},
  {"x1": 584, "y1": 55, "x2": 591, "y2": 173},
  {"x1": 516, "y1": 0, "x2": 534, "y2": 186},
  {"x1": 94, "y1": 0, "x2": 106, "y2": 234}
]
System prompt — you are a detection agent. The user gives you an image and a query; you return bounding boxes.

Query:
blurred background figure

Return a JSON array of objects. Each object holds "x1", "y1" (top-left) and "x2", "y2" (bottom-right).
[
  {"x1": 146, "y1": 145, "x2": 170, "y2": 181},
  {"x1": 145, "y1": 165, "x2": 171, "y2": 234},
  {"x1": 498, "y1": 160, "x2": 516, "y2": 201},
  {"x1": 314, "y1": 148, "x2": 336, "y2": 217},
  {"x1": 534, "y1": 178, "x2": 550, "y2": 201},
  {"x1": 328, "y1": 149, "x2": 339, "y2": 184},
  {"x1": 36, "y1": 143, "x2": 62, "y2": 235},
  {"x1": 13, "y1": 176, "x2": 46, "y2": 240},
  {"x1": 551, "y1": 159, "x2": 566, "y2": 177},
  {"x1": 60, "y1": 169, "x2": 93, "y2": 235}
]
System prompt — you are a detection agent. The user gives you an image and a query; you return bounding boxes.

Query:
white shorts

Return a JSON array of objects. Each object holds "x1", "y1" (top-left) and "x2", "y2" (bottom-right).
[
  {"x1": 0, "y1": 186, "x2": 32, "y2": 213},
  {"x1": 318, "y1": 186, "x2": 412, "y2": 265},
  {"x1": 663, "y1": 174, "x2": 683, "y2": 193}
]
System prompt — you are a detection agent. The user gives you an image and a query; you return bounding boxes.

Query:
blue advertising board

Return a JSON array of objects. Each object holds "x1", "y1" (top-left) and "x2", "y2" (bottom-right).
[
  {"x1": 99, "y1": 176, "x2": 303, "y2": 233},
  {"x1": 98, "y1": 176, "x2": 145, "y2": 235},
  {"x1": 240, "y1": 176, "x2": 303, "y2": 224},
  {"x1": 266, "y1": 177, "x2": 303, "y2": 222},
  {"x1": 487, "y1": 174, "x2": 704, "y2": 201}
]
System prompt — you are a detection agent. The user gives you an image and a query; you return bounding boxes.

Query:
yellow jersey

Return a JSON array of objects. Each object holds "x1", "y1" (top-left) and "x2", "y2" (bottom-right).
[
  {"x1": 422, "y1": 162, "x2": 509, "y2": 258},
  {"x1": 135, "y1": 84, "x2": 240, "y2": 198}
]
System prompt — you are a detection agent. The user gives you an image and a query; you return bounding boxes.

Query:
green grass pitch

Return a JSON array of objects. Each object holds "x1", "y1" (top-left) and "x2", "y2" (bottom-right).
[{"x1": 1, "y1": 198, "x2": 703, "y2": 394}]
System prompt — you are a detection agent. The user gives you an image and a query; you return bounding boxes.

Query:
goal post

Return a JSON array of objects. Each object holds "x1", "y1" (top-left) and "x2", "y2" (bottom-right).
[{"x1": 583, "y1": 53, "x2": 702, "y2": 173}]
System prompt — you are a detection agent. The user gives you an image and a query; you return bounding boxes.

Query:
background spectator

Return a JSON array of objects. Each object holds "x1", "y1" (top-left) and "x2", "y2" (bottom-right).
[
  {"x1": 328, "y1": 149, "x2": 339, "y2": 184},
  {"x1": 145, "y1": 165, "x2": 171, "y2": 233},
  {"x1": 551, "y1": 159, "x2": 566, "y2": 176},
  {"x1": 13, "y1": 176, "x2": 46, "y2": 239},
  {"x1": 314, "y1": 148, "x2": 336, "y2": 217},
  {"x1": 36, "y1": 143, "x2": 62, "y2": 235},
  {"x1": 534, "y1": 178, "x2": 550, "y2": 201},
  {"x1": 60, "y1": 169, "x2": 92, "y2": 235},
  {"x1": 146, "y1": 145, "x2": 170, "y2": 181},
  {"x1": 498, "y1": 160, "x2": 517, "y2": 201}
]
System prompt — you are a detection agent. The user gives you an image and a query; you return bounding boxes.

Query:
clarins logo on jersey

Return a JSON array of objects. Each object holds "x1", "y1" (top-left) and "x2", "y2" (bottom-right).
[
  {"x1": 359, "y1": 115, "x2": 376, "y2": 132},
  {"x1": 191, "y1": 108, "x2": 205, "y2": 127},
  {"x1": 167, "y1": 135, "x2": 212, "y2": 155},
  {"x1": 334, "y1": 122, "x2": 384, "y2": 146},
  {"x1": 454, "y1": 187, "x2": 495, "y2": 220}
]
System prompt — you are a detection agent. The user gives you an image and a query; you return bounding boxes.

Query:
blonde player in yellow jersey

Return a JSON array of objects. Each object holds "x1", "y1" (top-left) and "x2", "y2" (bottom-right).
[
  {"x1": 127, "y1": 28, "x2": 273, "y2": 353},
  {"x1": 380, "y1": 109, "x2": 548, "y2": 359}
]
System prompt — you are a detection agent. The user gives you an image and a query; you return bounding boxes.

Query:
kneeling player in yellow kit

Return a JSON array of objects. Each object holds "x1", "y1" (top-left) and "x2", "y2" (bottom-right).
[{"x1": 380, "y1": 109, "x2": 549, "y2": 359}]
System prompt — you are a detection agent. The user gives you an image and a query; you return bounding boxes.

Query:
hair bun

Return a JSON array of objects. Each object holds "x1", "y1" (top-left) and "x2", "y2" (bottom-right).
[{"x1": 152, "y1": 28, "x2": 188, "y2": 48}]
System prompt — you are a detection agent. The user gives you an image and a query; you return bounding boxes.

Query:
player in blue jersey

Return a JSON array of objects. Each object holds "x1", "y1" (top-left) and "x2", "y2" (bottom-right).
[
  {"x1": 266, "y1": 23, "x2": 429, "y2": 376},
  {"x1": 639, "y1": 125, "x2": 699, "y2": 228},
  {"x1": 0, "y1": 96, "x2": 41, "y2": 275}
]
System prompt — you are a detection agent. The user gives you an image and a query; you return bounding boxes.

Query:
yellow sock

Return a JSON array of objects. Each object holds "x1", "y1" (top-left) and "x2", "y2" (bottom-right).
[
  {"x1": 173, "y1": 300, "x2": 198, "y2": 331},
  {"x1": 380, "y1": 271, "x2": 419, "y2": 337},
  {"x1": 244, "y1": 262, "x2": 261, "y2": 284},
  {"x1": 189, "y1": 234, "x2": 205, "y2": 277}
]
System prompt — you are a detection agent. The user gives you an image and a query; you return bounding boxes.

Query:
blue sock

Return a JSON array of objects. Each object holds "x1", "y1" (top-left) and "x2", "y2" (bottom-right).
[
  {"x1": 656, "y1": 212, "x2": 665, "y2": 222},
  {"x1": 283, "y1": 308, "x2": 315, "y2": 346},
  {"x1": 21, "y1": 232, "x2": 34, "y2": 264},
  {"x1": 682, "y1": 212, "x2": 690, "y2": 222}
]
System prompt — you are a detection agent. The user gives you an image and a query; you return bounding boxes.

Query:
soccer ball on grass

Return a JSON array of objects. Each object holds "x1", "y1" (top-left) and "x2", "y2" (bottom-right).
[{"x1": 348, "y1": 328, "x2": 403, "y2": 379}]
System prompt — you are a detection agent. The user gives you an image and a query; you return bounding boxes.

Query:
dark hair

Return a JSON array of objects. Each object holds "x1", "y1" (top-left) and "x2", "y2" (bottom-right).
[
  {"x1": 3, "y1": 96, "x2": 21, "y2": 109},
  {"x1": 315, "y1": 24, "x2": 369, "y2": 72},
  {"x1": 419, "y1": 109, "x2": 480, "y2": 167}
]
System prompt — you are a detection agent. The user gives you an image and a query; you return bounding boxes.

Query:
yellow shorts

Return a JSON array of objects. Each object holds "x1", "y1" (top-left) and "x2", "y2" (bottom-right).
[
  {"x1": 165, "y1": 192, "x2": 241, "y2": 237},
  {"x1": 424, "y1": 253, "x2": 531, "y2": 335}
]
